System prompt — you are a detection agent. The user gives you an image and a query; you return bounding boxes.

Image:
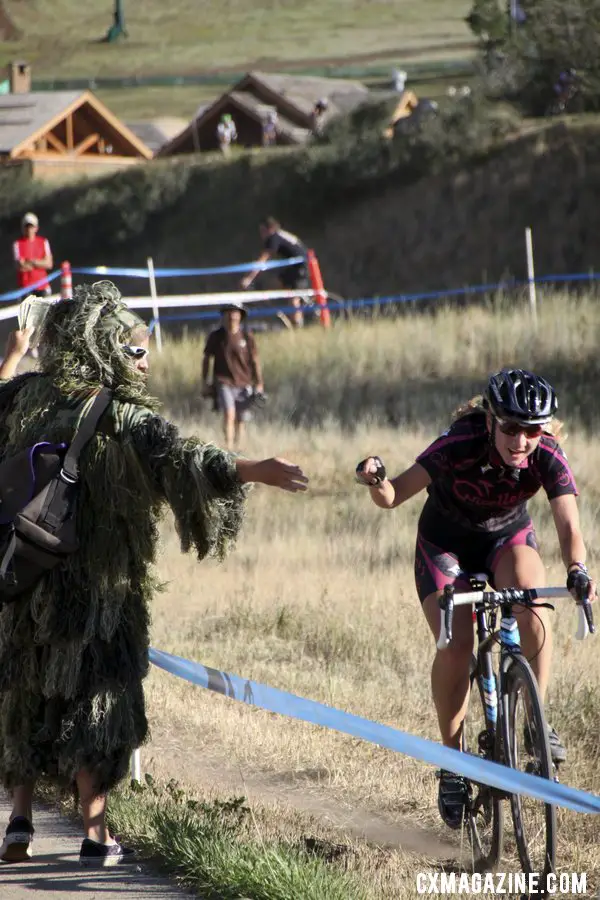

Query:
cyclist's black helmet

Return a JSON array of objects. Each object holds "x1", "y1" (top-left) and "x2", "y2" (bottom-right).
[{"x1": 484, "y1": 369, "x2": 558, "y2": 425}]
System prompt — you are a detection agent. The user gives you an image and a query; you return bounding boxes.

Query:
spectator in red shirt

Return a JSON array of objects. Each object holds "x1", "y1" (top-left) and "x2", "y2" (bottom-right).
[{"x1": 13, "y1": 212, "x2": 53, "y2": 297}]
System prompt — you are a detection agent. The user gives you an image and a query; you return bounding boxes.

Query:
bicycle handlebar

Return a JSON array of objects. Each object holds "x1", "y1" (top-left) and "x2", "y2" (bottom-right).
[{"x1": 437, "y1": 586, "x2": 595, "y2": 650}]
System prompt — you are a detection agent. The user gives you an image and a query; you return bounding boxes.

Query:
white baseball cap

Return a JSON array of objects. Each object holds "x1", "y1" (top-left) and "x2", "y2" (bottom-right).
[{"x1": 22, "y1": 212, "x2": 39, "y2": 227}]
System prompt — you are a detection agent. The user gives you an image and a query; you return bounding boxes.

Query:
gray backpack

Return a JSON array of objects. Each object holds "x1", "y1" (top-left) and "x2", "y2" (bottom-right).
[{"x1": 0, "y1": 387, "x2": 112, "y2": 604}]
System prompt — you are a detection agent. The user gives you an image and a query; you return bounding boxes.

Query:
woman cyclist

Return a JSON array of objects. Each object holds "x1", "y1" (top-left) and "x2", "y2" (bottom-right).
[{"x1": 356, "y1": 369, "x2": 595, "y2": 829}]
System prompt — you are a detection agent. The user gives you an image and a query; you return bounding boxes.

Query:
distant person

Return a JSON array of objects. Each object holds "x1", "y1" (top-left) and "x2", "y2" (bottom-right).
[
  {"x1": 548, "y1": 68, "x2": 579, "y2": 115},
  {"x1": 202, "y1": 302, "x2": 264, "y2": 451},
  {"x1": 311, "y1": 97, "x2": 329, "y2": 135},
  {"x1": 240, "y1": 217, "x2": 309, "y2": 328},
  {"x1": 13, "y1": 212, "x2": 53, "y2": 298},
  {"x1": 217, "y1": 114, "x2": 237, "y2": 155},
  {"x1": 262, "y1": 110, "x2": 278, "y2": 147},
  {"x1": 392, "y1": 68, "x2": 407, "y2": 93}
]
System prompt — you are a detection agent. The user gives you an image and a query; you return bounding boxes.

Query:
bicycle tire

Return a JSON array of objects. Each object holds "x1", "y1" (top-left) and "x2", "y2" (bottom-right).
[
  {"x1": 502, "y1": 655, "x2": 556, "y2": 882},
  {"x1": 462, "y1": 656, "x2": 504, "y2": 872}
]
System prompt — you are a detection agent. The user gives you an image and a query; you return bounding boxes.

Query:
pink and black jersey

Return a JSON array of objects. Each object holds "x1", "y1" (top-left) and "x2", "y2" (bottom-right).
[{"x1": 416, "y1": 413, "x2": 577, "y2": 539}]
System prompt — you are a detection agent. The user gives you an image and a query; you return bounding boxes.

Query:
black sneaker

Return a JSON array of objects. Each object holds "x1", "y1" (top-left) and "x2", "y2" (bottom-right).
[
  {"x1": 524, "y1": 724, "x2": 567, "y2": 765},
  {"x1": 79, "y1": 838, "x2": 136, "y2": 868},
  {"x1": 0, "y1": 816, "x2": 34, "y2": 862},
  {"x1": 437, "y1": 769, "x2": 469, "y2": 830}
]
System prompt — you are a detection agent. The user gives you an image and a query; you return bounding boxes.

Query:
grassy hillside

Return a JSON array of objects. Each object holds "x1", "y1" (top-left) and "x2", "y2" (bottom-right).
[
  {"x1": 1, "y1": 0, "x2": 472, "y2": 78},
  {"x1": 1, "y1": 118, "x2": 597, "y2": 306}
]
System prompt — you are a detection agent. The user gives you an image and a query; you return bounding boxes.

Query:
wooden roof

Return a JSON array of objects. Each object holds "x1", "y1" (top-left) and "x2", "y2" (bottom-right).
[
  {"x1": 158, "y1": 70, "x2": 370, "y2": 156},
  {"x1": 0, "y1": 90, "x2": 153, "y2": 159}
]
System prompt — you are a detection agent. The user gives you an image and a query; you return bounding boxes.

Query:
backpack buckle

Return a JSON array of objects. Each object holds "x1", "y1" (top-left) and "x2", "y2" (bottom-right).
[{"x1": 59, "y1": 468, "x2": 78, "y2": 485}]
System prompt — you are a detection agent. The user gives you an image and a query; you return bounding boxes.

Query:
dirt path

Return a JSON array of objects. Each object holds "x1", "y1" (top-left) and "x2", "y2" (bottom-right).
[
  {"x1": 146, "y1": 725, "x2": 464, "y2": 863},
  {"x1": 0, "y1": 794, "x2": 197, "y2": 900}
]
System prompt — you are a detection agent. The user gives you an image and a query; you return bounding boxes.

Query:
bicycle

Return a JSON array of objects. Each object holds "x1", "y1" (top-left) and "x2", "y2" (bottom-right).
[{"x1": 437, "y1": 578, "x2": 595, "y2": 885}]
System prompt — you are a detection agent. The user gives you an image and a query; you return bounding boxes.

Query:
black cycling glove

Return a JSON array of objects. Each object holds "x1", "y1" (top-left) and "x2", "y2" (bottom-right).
[
  {"x1": 356, "y1": 456, "x2": 387, "y2": 486},
  {"x1": 567, "y1": 563, "x2": 591, "y2": 599}
]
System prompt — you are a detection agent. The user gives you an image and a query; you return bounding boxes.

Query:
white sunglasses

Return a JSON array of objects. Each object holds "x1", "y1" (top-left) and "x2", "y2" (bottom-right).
[{"x1": 122, "y1": 345, "x2": 149, "y2": 359}]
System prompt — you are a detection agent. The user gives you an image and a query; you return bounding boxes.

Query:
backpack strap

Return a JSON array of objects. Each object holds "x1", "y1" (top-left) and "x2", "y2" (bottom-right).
[{"x1": 60, "y1": 388, "x2": 113, "y2": 483}]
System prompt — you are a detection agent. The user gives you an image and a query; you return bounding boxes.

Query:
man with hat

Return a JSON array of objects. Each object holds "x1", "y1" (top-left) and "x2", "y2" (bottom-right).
[
  {"x1": 13, "y1": 212, "x2": 54, "y2": 297},
  {"x1": 202, "y1": 302, "x2": 264, "y2": 450}
]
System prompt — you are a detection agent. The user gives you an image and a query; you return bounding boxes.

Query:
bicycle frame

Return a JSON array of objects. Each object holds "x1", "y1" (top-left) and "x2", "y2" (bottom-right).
[
  {"x1": 472, "y1": 601, "x2": 532, "y2": 760},
  {"x1": 441, "y1": 583, "x2": 594, "y2": 879},
  {"x1": 442, "y1": 583, "x2": 592, "y2": 752}
]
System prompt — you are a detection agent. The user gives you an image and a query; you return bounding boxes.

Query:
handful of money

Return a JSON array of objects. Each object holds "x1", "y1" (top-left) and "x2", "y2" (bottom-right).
[{"x1": 18, "y1": 294, "x2": 53, "y2": 345}]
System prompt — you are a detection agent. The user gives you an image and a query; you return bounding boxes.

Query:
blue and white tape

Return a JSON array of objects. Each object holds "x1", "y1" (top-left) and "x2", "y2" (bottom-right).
[
  {"x1": 149, "y1": 647, "x2": 600, "y2": 816},
  {"x1": 70, "y1": 257, "x2": 306, "y2": 279},
  {"x1": 0, "y1": 271, "x2": 61, "y2": 304}
]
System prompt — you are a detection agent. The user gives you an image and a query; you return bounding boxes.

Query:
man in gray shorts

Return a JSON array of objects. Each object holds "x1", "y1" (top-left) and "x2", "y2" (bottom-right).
[{"x1": 202, "y1": 303, "x2": 264, "y2": 450}]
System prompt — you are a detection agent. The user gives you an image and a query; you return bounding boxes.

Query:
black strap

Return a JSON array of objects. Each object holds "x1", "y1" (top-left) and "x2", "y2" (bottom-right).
[{"x1": 61, "y1": 388, "x2": 113, "y2": 482}]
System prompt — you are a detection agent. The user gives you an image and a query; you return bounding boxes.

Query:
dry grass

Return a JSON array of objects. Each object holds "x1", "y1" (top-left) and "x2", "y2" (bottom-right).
[
  {"x1": 1, "y1": 0, "x2": 472, "y2": 78},
  {"x1": 135, "y1": 295, "x2": 600, "y2": 896}
]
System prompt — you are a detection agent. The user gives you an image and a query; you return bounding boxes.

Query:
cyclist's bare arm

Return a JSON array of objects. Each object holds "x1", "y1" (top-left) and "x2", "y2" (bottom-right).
[
  {"x1": 358, "y1": 460, "x2": 430, "y2": 509},
  {"x1": 550, "y1": 494, "x2": 588, "y2": 571}
]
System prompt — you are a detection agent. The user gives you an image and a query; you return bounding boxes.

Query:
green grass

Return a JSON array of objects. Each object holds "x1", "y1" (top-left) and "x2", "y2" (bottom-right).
[
  {"x1": 2, "y1": 0, "x2": 473, "y2": 79},
  {"x1": 106, "y1": 777, "x2": 367, "y2": 900}
]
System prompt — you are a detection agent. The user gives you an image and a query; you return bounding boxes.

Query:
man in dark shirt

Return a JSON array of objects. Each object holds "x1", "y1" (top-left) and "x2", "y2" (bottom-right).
[
  {"x1": 202, "y1": 303, "x2": 263, "y2": 450},
  {"x1": 240, "y1": 217, "x2": 309, "y2": 328}
]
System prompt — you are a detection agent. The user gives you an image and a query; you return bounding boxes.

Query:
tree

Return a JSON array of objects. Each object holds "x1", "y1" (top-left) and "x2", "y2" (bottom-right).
[{"x1": 467, "y1": 0, "x2": 600, "y2": 113}]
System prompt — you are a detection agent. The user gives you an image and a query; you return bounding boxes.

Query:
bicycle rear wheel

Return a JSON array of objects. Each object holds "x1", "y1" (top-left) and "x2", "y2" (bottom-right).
[
  {"x1": 462, "y1": 657, "x2": 504, "y2": 872},
  {"x1": 502, "y1": 656, "x2": 556, "y2": 881}
]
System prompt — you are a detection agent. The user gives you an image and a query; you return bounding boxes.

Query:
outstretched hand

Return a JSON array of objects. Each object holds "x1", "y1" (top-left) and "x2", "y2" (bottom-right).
[{"x1": 236, "y1": 457, "x2": 309, "y2": 492}]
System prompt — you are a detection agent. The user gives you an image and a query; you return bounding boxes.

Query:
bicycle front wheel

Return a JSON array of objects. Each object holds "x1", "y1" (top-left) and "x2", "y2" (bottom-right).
[
  {"x1": 502, "y1": 655, "x2": 556, "y2": 881},
  {"x1": 462, "y1": 657, "x2": 503, "y2": 872}
]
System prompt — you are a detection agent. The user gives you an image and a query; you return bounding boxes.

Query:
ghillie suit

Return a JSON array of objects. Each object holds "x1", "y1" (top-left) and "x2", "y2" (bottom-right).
[{"x1": 0, "y1": 282, "x2": 247, "y2": 793}]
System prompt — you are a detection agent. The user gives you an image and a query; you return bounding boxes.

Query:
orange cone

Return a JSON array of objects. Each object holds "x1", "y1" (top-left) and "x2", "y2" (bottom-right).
[{"x1": 307, "y1": 249, "x2": 330, "y2": 327}]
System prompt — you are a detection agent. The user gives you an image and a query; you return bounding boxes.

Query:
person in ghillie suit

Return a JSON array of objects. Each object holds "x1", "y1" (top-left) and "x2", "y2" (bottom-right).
[{"x1": 0, "y1": 281, "x2": 308, "y2": 867}]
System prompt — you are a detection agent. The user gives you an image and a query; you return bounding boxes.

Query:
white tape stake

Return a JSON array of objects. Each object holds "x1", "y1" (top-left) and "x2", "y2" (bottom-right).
[
  {"x1": 147, "y1": 256, "x2": 162, "y2": 353},
  {"x1": 130, "y1": 748, "x2": 142, "y2": 783},
  {"x1": 525, "y1": 227, "x2": 537, "y2": 326}
]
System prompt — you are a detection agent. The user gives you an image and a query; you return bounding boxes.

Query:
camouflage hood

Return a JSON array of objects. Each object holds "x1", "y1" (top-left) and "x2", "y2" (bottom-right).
[{"x1": 38, "y1": 280, "x2": 157, "y2": 407}]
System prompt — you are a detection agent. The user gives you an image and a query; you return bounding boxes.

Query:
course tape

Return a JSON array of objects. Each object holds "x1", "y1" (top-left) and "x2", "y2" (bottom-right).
[
  {"x1": 70, "y1": 257, "x2": 306, "y2": 279},
  {"x1": 149, "y1": 647, "x2": 600, "y2": 815},
  {"x1": 2, "y1": 267, "x2": 599, "y2": 311},
  {"x1": 0, "y1": 271, "x2": 61, "y2": 304}
]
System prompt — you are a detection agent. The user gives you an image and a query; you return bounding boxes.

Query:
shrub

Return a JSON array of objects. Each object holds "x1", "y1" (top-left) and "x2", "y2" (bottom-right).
[{"x1": 468, "y1": 0, "x2": 600, "y2": 114}]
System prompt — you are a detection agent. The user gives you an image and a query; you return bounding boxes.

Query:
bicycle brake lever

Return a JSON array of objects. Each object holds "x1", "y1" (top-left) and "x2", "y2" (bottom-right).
[
  {"x1": 576, "y1": 597, "x2": 595, "y2": 640},
  {"x1": 437, "y1": 585, "x2": 454, "y2": 650}
]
